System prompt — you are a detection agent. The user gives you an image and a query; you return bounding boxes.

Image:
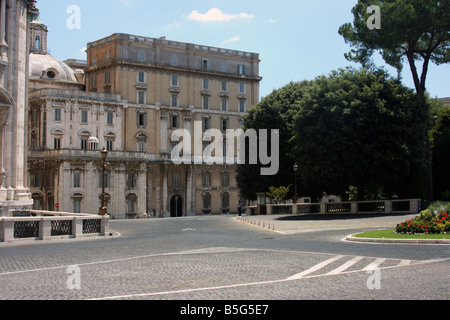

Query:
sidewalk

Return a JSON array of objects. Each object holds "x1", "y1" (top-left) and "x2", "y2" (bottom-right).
[
  {"x1": 235, "y1": 213, "x2": 418, "y2": 235},
  {"x1": 234, "y1": 213, "x2": 450, "y2": 244}
]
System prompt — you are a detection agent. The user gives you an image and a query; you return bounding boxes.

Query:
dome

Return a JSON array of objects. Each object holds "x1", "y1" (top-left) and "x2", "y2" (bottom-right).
[{"x1": 29, "y1": 53, "x2": 78, "y2": 83}]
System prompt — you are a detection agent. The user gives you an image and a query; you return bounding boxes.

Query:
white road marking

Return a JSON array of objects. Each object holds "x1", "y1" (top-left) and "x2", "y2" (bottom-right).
[
  {"x1": 326, "y1": 256, "x2": 364, "y2": 275},
  {"x1": 286, "y1": 255, "x2": 345, "y2": 280},
  {"x1": 362, "y1": 258, "x2": 387, "y2": 271}
]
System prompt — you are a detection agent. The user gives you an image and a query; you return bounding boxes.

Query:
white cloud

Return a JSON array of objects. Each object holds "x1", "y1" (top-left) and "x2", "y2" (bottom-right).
[
  {"x1": 268, "y1": 18, "x2": 277, "y2": 24},
  {"x1": 221, "y1": 36, "x2": 241, "y2": 45},
  {"x1": 188, "y1": 8, "x2": 254, "y2": 23}
]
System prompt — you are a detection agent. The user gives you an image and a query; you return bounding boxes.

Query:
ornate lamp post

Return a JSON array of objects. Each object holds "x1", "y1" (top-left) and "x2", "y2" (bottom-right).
[
  {"x1": 99, "y1": 148, "x2": 108, "y2": 216},
  {"x1": 293, "y1": 163, "x2": 298, "y2": 204}
]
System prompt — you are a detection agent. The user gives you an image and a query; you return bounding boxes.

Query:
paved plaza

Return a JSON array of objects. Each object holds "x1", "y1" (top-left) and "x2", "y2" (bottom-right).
[{"x1": 0, "y1": 213, "x2": 449, "y2": 308}]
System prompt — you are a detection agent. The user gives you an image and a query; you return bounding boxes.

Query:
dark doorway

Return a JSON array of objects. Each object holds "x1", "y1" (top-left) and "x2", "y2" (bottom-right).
[{"x1": 170, "y1": 195, "x2": 183, "y2": 217}]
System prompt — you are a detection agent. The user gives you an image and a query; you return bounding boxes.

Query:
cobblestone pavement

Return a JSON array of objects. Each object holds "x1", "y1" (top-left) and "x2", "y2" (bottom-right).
[{"x1": 0, "y1": 213, "x2": 449, "y2": 303}]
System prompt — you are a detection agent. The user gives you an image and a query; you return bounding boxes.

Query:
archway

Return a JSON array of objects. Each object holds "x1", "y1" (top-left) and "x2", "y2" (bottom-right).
[{"x1": 170, "y1": 195, "x2": 183, "y2": 217}]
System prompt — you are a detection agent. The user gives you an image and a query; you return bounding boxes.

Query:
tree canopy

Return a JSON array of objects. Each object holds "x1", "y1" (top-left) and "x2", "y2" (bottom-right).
[
  {"x1": 237, "y1": 68, "x2": 429, "y2": 201},
  {"x1": 292, "y1": 68, "x2": 428, "y2": 200},
  {"x1": 339, "y1": 0, "x2": 450, "y2": 97}
]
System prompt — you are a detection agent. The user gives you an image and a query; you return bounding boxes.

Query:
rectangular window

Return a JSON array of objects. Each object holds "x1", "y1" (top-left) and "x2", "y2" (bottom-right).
[
  {"x1": 239, "y1": 100, "x2": 246, "y2": 113},
  {"x1": 221, "y1": 99, "x2": 228, "y2": 111},
  {"x1": 127, "y1": 173, "x2": 136, "y2": 188},
  {"x1": 238, "y1": 64, "x2": 246, "y2": 75},
  {"x1": 33, "y1": 173, "x2": 43, "y2": 188},
  {"x1": 171, "y1": 94, "x2": 178, "y2": 107},
  {"x1": 171, "y1": 75, "x2": 178, "y2": 87},
  {"x1": 221, "y1": 62, "x2": 227, "y2": 73},
  {"x1": 221, "y1": 173, "x2": 229, "y2": 187},
  {"x1": 73, "y1": 172, "x2": 81, "y2": 188},
  {"x1": 137, "y1": 140, "x2": 146, "y2": 153},
  {"x1": 202, "y1": 60, "x2": 209, "y2": 70},
  {"x1": 92, "y1": 74, "x2": 97, "y2": 87},
  {"x1": 54, "y1": 108, "x2": 61, "y2": 121},
  {"x1": 105, "y1": 71, "x2": 110, "y2": 84},
  {"x1": 54, "y1": 137, "x2": 61, "y2": 150},
  {"x1": 138, "y1": 50, "x2": 145, "y2": 62},
  {"x1": 202, "y1": 78, "x2": 209, "y2": 90},
  {"x1": 107, "y1": 111, "x2": 113, "y2": 125},
  {"x1": 99, "y1": 172, "x2": 111, "y2": 188},
  {"x1": 239, "y1": 82, "x2": 246, "y2": 93},
  {"x1": 203, "y1": 118, "x2": 211, "y2": 131},
  {"x1": 73, "y1": 199, "x2": 81, "y2": 214},
  {"x1": 203, "y1": 173, "x2": 210, "y2": 188},
  {"x1": 138, "y1": 91, "x2": 145, "y2": 104},
  {"x1": 80, "y1": 139, "x2": 87, "y2": 150},
  {"x1": 137, "y1": 112, "x2": 146, "y2": 127},
  {"x1": 106, "y1": 140, "x2": 113, "y2": 151},
  {"x1": 171, "y1": 115, "x2": 179, "y2": 129},
  {"x1": 172, "y1": 55, "x2": 178, "y2": 66},
  {"x1": 221, "y1": 80, "x2": 228, "y2": 92},
  {"x1": 138, "y1": 71, "x2": 145, "y2": 83},
  {"x1": 203, "y1": 96, "x2": 210, "y2": 110},
  {"x1": 173, "y1": 174, "x2": 180, "y2": 188},
  {"x1": 81, "y1": 110, "x2": 88, "y2": 123},
  {"x1": 221, "y1": 119, "x2": 229, "y2": 132}
]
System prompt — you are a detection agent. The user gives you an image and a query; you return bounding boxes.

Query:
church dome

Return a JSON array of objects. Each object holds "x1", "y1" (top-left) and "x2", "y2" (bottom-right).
[{"x1": 29, "y1": 53, "x2": 78, "y2": 83}]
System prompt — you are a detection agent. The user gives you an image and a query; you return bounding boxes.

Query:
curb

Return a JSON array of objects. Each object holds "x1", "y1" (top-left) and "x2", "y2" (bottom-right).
[{"x1": 344, "y1": 234, "x2": 450, "y2": 245}]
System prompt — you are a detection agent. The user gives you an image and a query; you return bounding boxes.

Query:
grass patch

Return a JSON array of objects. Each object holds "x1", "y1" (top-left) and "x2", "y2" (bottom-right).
[{"x1": 354, "y1": 229, "x2": 450, "y2": 240}]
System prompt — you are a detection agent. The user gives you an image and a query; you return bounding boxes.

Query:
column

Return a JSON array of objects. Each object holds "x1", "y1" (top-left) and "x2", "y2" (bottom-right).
[
  {"x1": 160, "y1": 112, "x2": 168, "y2": 154},
  {"x1": 185, "y1": 165, "x2": 194, "y2": 216},
  {"x1": 0, "y1": 0, "x2": 8, "y2": 63},
  {"x1": 162, "y1": 166, "x2": 169, "y2": 217}
]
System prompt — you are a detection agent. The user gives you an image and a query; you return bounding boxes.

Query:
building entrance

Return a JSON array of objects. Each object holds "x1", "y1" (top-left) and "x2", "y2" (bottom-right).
[{"x1": 170, "y1": 195, "x2": 183, "y2": 217}]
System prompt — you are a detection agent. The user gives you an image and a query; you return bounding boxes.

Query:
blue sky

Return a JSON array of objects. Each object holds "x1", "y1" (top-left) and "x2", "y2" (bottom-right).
[{"x1": 36, "y1": 0, "x2": 449, "y2": 99}]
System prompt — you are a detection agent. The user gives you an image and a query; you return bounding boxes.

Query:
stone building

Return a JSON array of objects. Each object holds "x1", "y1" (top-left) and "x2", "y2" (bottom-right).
[
  {"x1": 0, "y1": 0, "x2": 35, "y2": 216},
  {"x1": 27, "y1": 13, "x2": 262, "y2": 218}
]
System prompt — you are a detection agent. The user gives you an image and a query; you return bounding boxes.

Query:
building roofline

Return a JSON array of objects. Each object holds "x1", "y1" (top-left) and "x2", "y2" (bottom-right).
[{"x1": 87, "y1": 33, "x2": 260, "y2": 60}]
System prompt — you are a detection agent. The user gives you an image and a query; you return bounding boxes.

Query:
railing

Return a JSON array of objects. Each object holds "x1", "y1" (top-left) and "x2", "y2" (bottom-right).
[
  {"x1": 248, "y1": 199, "x2": 421, "y2": 216},
  {"x1": 0, "y1": 209, "x2": 109, "y2": 243}
]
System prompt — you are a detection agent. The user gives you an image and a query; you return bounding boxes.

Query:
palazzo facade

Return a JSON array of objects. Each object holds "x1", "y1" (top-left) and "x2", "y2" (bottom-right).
[{"x1": 27, "y1": 12, "x2": 261, "y2": 218}]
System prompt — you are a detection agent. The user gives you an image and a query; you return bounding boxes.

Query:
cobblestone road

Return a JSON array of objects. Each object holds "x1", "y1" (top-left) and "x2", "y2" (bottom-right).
[{"x1": 0, "y1": 214, "x2": 449, "y2": 303}]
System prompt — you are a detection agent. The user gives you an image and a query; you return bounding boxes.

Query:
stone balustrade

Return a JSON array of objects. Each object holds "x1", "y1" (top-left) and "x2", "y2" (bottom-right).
[
  {"x1": 246, "y1": 199, "x2": 422, "y2": 216},
  {"x1": 0, "y1": 209, "x2": 110, "y2": 243}
]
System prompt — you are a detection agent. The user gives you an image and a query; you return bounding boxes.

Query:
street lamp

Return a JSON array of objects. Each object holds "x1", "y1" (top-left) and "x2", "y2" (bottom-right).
[
  {"x1": 99, "y1": 148, "x2": 108, "y2": 216},
  {"x1": 293, "y1": 163, "x2": 298, "y2": 204}
]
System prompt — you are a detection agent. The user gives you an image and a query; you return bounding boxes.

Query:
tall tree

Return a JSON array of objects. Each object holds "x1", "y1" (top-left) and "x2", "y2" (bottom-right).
[
  {"x1": 339, "y1": 0, "x2": 450, "y2": 97},
  {"x1": 339, "y1": 0, "x2": 450, "y2": 201},
  {"x1": 292, "y1": 68, "x2": 428, "y2": 200}
]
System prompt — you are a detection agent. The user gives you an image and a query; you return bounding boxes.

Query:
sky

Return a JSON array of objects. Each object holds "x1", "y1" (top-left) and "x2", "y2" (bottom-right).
[{"x1": 35, "y1": 0, "x2": 449, "y2": 100}]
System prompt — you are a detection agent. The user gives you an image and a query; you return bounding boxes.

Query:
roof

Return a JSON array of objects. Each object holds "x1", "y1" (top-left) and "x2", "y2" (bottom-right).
[{"x1": 29, "y1": 53, "x2": 78, "y2": 83}]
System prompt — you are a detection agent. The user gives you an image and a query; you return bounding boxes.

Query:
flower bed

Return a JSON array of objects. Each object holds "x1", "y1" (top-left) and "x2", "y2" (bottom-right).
[{"x1": 396, "y1": 201, "x2": 450, "y2": 234}]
